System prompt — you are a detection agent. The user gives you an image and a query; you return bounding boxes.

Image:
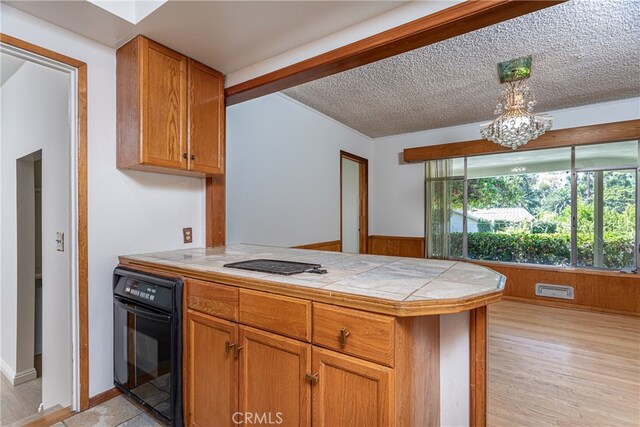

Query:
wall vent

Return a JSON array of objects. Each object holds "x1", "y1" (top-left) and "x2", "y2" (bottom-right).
[{"x1": 535, "y1": 283, "x2": 574, "y2": 300}]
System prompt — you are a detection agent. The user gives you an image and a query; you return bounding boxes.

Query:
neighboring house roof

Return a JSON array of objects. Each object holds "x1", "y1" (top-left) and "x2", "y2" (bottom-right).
[
  {"x1": 469, "y1": 208, "x2": 535, "y2": 223},
  {"x1": 452, "y1": 209, "x2": 481, "y2": 222}
]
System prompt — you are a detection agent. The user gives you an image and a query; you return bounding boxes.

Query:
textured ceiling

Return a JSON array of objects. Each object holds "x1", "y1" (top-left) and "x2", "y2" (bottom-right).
[{"x1": 283, "y1": 0, "x2": 640, "y2": 138}]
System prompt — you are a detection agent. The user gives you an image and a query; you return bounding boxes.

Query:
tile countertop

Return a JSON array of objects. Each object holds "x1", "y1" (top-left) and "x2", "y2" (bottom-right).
[{"x1": 119, "y1": 244, "x2": 506, "y2": 316}]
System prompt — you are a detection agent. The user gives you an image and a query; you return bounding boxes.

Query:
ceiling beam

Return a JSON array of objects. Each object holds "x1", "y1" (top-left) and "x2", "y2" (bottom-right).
[
  {"x1": 403, "y1": 119, "x2": 640, "y2": 163},
  {"x1": 224, "y1": 0, "x2": 564, "y2": 106}
]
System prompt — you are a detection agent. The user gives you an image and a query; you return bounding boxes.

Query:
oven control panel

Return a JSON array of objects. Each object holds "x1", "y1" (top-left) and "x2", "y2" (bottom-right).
[
  {"x1": 124, "y1": 282, "x2": 158, "y2": 302},
  {"x1": 113, "y1": 271, "x2": 176, "y2": 313}
]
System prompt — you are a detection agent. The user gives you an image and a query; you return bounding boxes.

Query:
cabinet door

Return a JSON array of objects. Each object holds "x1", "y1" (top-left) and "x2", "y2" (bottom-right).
[
  {"x1": 312, "y1": 347, "x2": 393, "y2": 427},
  {"x1": 185, "y1": 310, "x2": 238, "y2": 427},
  {"x1": 142, "y1": 38, "x2": 187, "y2": 169},
  {"x1": 187, "y1": 59, "x2": 225, "y2": 175},
  {"x1": 239, "y1": 326, "x2": 311, "y2": 426}
]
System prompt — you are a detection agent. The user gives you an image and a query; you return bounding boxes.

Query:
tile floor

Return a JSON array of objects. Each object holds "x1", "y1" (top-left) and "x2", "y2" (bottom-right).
[
  {"x1": 53, "y1": 396, "x2": 163, "y2": 427},
  {"x1": 1, "y1": 355, "x2": 43, "y2": 426}
]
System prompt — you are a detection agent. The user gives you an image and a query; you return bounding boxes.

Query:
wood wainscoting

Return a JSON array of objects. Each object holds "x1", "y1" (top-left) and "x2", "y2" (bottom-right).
[
  {"x1": 367, "y1": 235, "x2": 425, "y2": 258},
  {"x1": 294, "y1": 240, "x2": 342, "y2": 252},
  {"x1": 294, "y1": 236, "x2": 425, "y2": 256},
  {"x1": 474, "y1": 261, "x2": 640, "y2": 316},
  {"x1": 363, "y1": 235, "x2": 639, "y2": 316}
]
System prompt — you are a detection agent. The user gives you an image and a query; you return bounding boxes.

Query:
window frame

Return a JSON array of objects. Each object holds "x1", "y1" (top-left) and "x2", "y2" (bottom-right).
[{"x1": 425, "y1": 140, "x2": 640, "y2": 273}]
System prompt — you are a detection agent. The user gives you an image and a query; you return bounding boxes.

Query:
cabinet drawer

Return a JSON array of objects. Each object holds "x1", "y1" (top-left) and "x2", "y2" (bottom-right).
[
  {"x1": 239, "y1": 289, "x2": 311, "y2": 342},
  {"x1": 186, "y1": 279, "x2": 238, "y2": 321},
  {"x1": 313, "y1": 303, "x2": 395, "y2": 367}
]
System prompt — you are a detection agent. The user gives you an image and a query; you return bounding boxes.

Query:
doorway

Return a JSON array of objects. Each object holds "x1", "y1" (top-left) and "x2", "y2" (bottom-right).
[
  {"x1": 340, "y1": 151, "x2": 368, "y2": 254},
  {"x1": 1, "y1": 35, "x2": 87, "y2": 423}
]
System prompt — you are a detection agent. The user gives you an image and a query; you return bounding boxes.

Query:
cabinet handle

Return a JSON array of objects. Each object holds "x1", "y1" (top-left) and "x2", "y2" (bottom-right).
[
  {"x1": 225, "y1": 340, "x2": 236, "y2": 354},
  {"x1": 182, "y1": 153, "x2": 188, "y2": 160},
  {"x1": 305, "y1": 373, "x2": 319, "y2": 384},
  {"x1": 339, "y1": 328, "x2": 351, "y2": 346},
  {"x1": 190, "y1": 154, "x2": 195, "y2": 161},
  {"x1": 234, "y1": 345, "x2": 243, "y2": 358}
]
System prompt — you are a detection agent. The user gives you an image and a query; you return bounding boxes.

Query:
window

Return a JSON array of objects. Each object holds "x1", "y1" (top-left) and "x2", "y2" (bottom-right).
[
  {"x1": 425, "y1": 140, "x2": 639, "y2": 272},
  {"x1": 574, "y1": 141, "x2": 638, "y2": 270}
]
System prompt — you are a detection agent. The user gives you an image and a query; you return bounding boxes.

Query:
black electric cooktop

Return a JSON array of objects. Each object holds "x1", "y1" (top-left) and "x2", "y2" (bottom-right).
[{"x1": 223, "y1": 259, "x2": 325, "y2": 275}]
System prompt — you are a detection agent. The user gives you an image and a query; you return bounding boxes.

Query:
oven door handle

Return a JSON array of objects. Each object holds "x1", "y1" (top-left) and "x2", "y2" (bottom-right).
[{"x1": 114, "y1": 297, "x2": 171, "y2": 323}]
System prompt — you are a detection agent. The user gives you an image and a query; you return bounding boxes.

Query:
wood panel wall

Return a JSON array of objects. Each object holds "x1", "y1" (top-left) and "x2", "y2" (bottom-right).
[
  {"x1": 367, "y1": 235, "x2": 425, "y2": 258},
  {"x1": 364, "y1": 236, "x2": 639, "y2": 316},
  {"x1": 293, "y1": 240, "x2": 342, "y2": 252},
  {"x1": 474, "y1": 261, "x2": 640, "y2": 316},
  {"x1": 469, "y1": 306, "x2": 487, "y2": 427}
]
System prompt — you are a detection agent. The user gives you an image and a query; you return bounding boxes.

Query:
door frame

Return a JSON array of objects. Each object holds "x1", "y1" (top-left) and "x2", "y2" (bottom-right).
[
  {"x1": 0, "y1": 34, "x2": 89, "y2": 412},
  {"x1": 340, "y1": 151, "x2": 368, "y2": 254}
]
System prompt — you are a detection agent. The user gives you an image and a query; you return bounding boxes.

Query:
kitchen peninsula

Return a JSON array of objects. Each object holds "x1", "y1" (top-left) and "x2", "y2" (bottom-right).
[{"x1": 119, "y1": 244, "x2": 505, "y2": 426}]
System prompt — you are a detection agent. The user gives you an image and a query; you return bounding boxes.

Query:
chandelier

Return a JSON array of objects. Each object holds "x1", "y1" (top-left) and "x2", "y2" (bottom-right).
[{"x1": 480, "y1": 57, "x2": 553, "y2": 150}]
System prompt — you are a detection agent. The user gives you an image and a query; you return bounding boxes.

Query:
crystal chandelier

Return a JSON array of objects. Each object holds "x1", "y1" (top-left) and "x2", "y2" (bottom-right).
[{"x1": 480, "y1": 58, "x2": 553, "y2": 150}]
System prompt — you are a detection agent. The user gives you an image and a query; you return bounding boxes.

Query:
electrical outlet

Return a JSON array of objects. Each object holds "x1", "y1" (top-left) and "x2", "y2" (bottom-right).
[{"x1": 183, "y1": 227, "x2": 193, "y2": 244}]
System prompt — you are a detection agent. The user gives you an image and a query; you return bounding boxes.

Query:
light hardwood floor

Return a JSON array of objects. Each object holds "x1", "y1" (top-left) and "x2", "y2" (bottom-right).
[{"x1": 488, "y1": 301, "x2": 640, "y2": 427}]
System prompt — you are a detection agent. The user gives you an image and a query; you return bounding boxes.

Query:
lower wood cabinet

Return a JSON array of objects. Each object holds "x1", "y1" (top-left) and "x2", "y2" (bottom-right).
[
  {"x1": 311, "y1": 347, "x2": 393, "y2": 427},
  {"x1": 185, "y1": 310, "x2": 238, "y2": 427},
  {"x1": 239, "y1": 326, "x2": 311, "y2": 426},
  {"x1": 184, "y1": 284, "x2": 439, "y2": 427}
]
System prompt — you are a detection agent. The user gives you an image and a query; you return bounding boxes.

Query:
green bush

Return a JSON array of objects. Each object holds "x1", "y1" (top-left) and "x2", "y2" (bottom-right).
[
  {"x1": 451, "y1": 232, "x2": 635, "y2": 268},
  {"x1": 465, "y1": 232, "x2": 570, "y2": 265},
  {"x1": 532, "y1": 221, "x2": 557, "y2": 234},
  {"x1": 576, "y1": 233, "x2": 635, "y2": 269}
]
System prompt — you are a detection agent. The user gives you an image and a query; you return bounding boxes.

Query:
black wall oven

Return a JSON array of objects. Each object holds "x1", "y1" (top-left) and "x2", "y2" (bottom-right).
[{"x1": 113, "y1": 268, "x2": 183, "y2": 426}]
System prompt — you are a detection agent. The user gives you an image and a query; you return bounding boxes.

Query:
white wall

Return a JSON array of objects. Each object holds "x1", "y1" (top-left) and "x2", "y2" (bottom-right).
[
  {"x1": 226, "y1": 94, "x2": 371, "y2": 246},
  {"x1": 370, "y1": 97, "x2": 640, "y2": 237},
  {"x1": 1, "y1": 4, "x2": 206, "y2": 397},
  {"x1": 440, "y1": 312, "x2": 470, "y2": 427}
]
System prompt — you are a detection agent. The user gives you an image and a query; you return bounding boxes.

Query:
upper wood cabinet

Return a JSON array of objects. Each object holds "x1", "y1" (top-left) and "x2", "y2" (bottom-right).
[
  {"x1": 187, "y1": 59, "x2": 225, "y2": 175},
  {"x1": 117, "y1": 36, "x2": 225, "y2": 177}
]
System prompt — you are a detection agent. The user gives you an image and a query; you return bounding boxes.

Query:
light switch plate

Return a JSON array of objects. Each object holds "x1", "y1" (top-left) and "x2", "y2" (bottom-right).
[
  {"x1": 183, "y1": 227, "x2": 193, "y2": 244},
  {"x1": 56, "y1": 232, "x2": 64, "y2": 252}
]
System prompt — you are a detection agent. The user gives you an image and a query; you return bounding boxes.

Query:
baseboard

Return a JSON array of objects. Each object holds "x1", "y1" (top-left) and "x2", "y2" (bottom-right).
[
  {"x1": 502, "y1": 295, "x2": 640, "y2": 317},
  {"x1": 293, "y1": 240, "x2": 342, "y2": 252},
  {"x1": 89, "y1": 386, "x2": 122, "y2": 408},
  {"x1": 0, "y1": 359, "x2": 12, "y2": 383},
  {"x1": 23, "y1": 405, "x2": 72, "y2": 427},
  {"x1": 1, "y1": 359, "x2": 37, "y2": 385}
]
